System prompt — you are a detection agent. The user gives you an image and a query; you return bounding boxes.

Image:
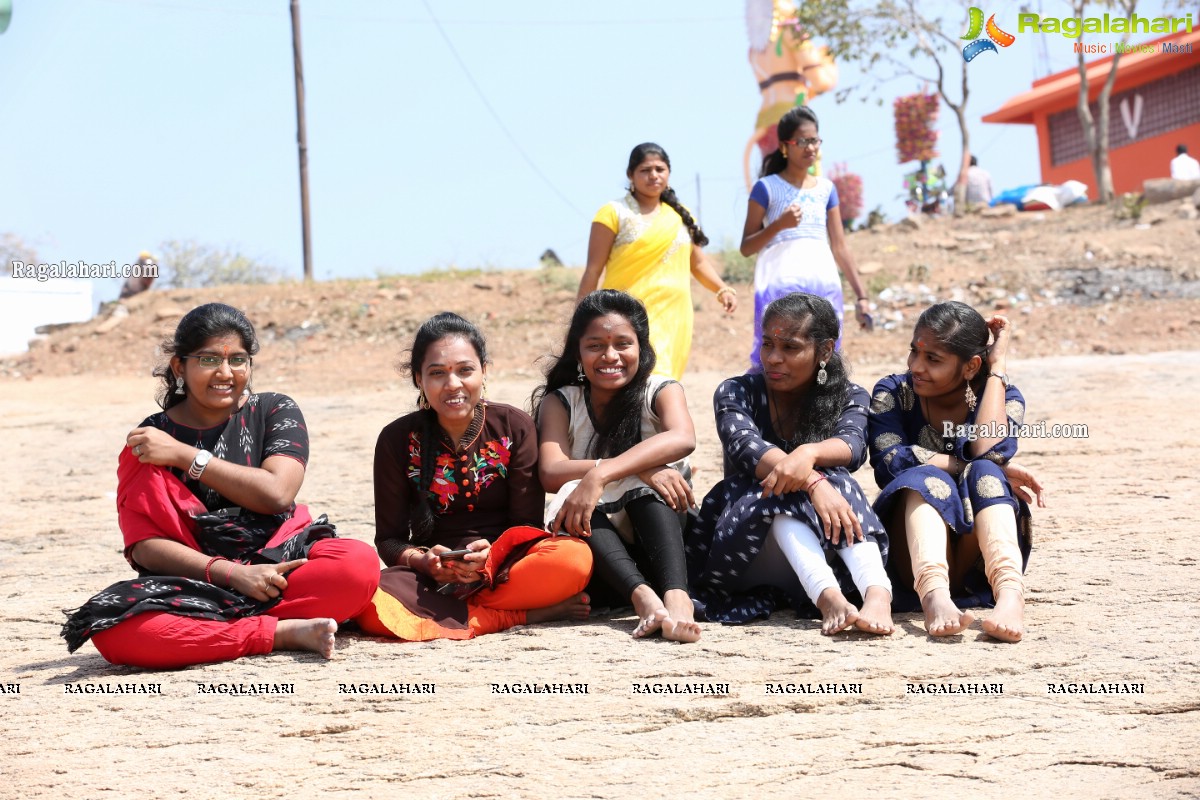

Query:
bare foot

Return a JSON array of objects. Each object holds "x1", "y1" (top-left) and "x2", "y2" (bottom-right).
[
  {"x1": 632, "y1": 608, "x2": 669, "y2": 639},
  {"x1": 816, "y1": 588, "x2": 859, "y2": 635},
  {"x1": 661, "y1": 588, "x2": 701, "y2": 643},
  {"x1": 853, "y1": 586, "x2": 894, "y2": 635},
  {"x1": 661, "y1": 617, "x2": 702, "y2": 643},
  {"x1": 920, "y1": 588, "x2": 974, "y2": 637},
  {"x1": 274, "y1": 618, "x2": 337, "y2": 659},
  {"x1": 527, "y1": 592, "x2": 591, "y2": 624},
  {"x1": 980, "y1": 588, "x2": 1024, "y2": 643}
]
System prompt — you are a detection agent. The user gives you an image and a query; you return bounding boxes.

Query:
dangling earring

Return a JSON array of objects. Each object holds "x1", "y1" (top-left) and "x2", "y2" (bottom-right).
[
  {"x1": 481, "y1": 380, "x2": 488, "y2": 400},
  {"x1": 816, "y1": 360, "x2": 828, "y2": 386},
  {"x1": 964, "y1": 382, "x2": 978, "y2": 412},
  {"x1": 781, "y1": 148, "x2": 788, "y2": 160},
  {"x1": 577, "y1": 363, "x2": 586, "y2": 384},
  {"x1": 174, "y1": 376, "x2": 185, "y2": 396},
  {"x1": 418, "y1": 388, "x2": 431, "y2": 410}
]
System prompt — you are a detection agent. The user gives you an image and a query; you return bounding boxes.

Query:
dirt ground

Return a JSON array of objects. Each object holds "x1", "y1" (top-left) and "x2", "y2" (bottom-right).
[{"x1": 3, "y1": 204, "x2": 1200, "y2": 798}]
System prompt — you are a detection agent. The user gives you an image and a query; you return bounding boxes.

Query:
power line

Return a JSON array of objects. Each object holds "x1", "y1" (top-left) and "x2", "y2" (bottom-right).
[
  {"x1": 419, "y1": 0, "x2": 587, "y2": 219},
  {"x1": 95, "y1": 0, "x2": 737, "y2": 27}
]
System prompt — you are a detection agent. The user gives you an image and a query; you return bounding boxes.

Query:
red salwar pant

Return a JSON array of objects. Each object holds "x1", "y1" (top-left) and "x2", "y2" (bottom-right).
[{"x1": 91, "y1": 539, "x2": 380, "y2": 669}]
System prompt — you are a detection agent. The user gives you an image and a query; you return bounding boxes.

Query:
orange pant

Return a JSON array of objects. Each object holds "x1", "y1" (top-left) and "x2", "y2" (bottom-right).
[
  {"x1": 462, "y1": 535, "x2": 593, "y2": 635},
  {"x1": 358, "y1": 535, "x2": 592, "y2": 639}
]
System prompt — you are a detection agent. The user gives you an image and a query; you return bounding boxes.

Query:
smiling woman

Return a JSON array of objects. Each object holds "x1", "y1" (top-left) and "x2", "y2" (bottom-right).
[
  {"x1": 61, "y1": 303, "x2": 380, "y2": 669},
  {"x1": 867, "y1": 301, "x2": 1045, "y2": 643},
  {"x1": 533, "y1": 290, "x2": 702, "y2": 643},
  {"x1": 358, "y1": 311, "x2": 593, "y2": 642}
]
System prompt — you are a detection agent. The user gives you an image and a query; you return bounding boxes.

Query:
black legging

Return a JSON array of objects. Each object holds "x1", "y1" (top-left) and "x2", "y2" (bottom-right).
[{"x1": 587, "y1": 493, "x2": 690, "y2": 600}]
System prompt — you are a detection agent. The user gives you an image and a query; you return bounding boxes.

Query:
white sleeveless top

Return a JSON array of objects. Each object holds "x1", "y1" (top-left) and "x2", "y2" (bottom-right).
[{"x1": 543, "y1": 374, "x2": 691, "y2": 540}]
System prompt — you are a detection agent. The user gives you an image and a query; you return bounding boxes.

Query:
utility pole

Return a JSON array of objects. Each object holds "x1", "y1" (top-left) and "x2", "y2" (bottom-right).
[{"x1": 290, "y1": 0, "x2": 313, "y2": 281}]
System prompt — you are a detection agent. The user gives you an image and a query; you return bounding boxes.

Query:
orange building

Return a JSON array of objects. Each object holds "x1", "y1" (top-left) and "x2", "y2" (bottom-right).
[{"x1": 983, "y1": 28, "x2": 1200, "y2": 197}]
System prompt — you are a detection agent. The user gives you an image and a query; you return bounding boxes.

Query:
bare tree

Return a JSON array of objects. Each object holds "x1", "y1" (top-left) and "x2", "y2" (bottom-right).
[
  {"x1": 798, "y1": 0, "x2": 980, "y2": 212},
  {"x1": 1, "y1": 233, "x2": 39, "y2": 276},
  {"x1": 1069, "y1": 0, "x2": 1188, "y2": 203},
  {"x1": 157, "y1": 240, "x2": 285, "y2": 289},
  {"x1": 1070, "y1": 0, "x2": 1133, "y2": 204}
]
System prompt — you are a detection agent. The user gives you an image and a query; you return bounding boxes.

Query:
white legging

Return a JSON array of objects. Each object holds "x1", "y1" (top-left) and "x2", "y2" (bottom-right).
[{"x1": 770, "y1": 515, "x2": 891, "y2": 604}]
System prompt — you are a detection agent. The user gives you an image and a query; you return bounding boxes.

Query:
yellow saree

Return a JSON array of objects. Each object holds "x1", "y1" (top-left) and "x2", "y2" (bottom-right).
[{"x1": 594, "y1": 195, "x2": 695, "y2": 380}]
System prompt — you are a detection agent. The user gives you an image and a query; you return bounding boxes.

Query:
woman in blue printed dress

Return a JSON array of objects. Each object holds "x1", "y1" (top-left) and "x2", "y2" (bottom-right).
[
  {"x1": 868, "y1": 302, "x2": 1045, "y2": 643},
  {"x1": 685, "y1": 293, "x2": 893, "y2": 635},
  {"x1": 740, "y1": 105, "x2": 870, "y2": 366}
]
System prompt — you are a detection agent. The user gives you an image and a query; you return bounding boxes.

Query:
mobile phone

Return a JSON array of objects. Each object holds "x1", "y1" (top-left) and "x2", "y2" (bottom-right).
[{"x1": 437, "y1": 548, "x2": 473, "y2": 562}]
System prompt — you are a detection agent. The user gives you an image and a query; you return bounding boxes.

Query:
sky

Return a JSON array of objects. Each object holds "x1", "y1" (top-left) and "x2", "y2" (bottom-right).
[{"x1": 1, "y1": 0, "x2": 1194, "y2": 301}]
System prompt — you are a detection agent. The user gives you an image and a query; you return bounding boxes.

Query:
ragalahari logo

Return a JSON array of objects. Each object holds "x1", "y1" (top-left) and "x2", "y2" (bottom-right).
[{"x1": 962, "y1": 7, "x2": 1016, "y2": 61}]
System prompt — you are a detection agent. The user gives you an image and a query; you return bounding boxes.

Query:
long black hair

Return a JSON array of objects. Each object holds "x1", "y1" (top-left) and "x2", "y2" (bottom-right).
[
  {"x1": 399, "y1": 311, "x2": 489, "y2": 544},
  {"x1": 155, "y1": 303, "x2": 259, "y2": 411},
  {"x1": 762, "y1": 292, "x2": 849, "y2": 445},
  {"x1": 914, "y1": 301, "x2": 989, "y2": 399},
  {"x1": 626, "y1": 142, "x2": 709, "y2": 247},
  {"x1": 760, "y1": 105, "x2": 819, "y2": 178},
  {"x1": 532, "y1": 290, "x2": 656, "y2": 459}
]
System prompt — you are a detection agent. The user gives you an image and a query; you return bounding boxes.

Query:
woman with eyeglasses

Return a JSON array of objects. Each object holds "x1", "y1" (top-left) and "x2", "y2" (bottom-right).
[
  {"x1": 577, "y1": 142, "x2": 738, "y2": 380},
  {"x1": 62, "y1": 303, "x2": 380, "y2": 668},
  {"x1": 740, "y1": 106, "x2": 870, "y2": 368}
]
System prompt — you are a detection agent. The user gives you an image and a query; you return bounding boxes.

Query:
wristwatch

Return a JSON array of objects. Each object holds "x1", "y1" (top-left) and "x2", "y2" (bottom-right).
[
  {"x1": 987, "y1": 372, "x2": 1009, "y2": 388},
  {"x1": 188, "y1": 449, "x2": 213, "y2": 480}
]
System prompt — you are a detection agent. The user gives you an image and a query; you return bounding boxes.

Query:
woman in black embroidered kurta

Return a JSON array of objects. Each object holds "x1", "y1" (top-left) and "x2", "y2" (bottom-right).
[{"x1": 356, "y1": 312, "x2": 593, "y2": 640}]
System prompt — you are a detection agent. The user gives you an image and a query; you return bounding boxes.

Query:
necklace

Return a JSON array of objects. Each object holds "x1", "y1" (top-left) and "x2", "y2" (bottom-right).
[
  {"x1": 919, "y1": 394, "x2": 959, "y2": 454},
  {"x1": 767, "y1": 387, "x2": 801, "y2": 451},
  {"x1": 439, "y1": 401, "x2": 486, "y2": 453}
]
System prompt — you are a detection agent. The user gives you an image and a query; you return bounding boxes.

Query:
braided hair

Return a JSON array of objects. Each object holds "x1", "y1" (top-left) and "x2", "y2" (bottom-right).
[
  {"x1": 532, "y1": 290, "x2": 656, "y2": 459},
  {"x1": 399, "y1": 312, "x2": 489, "y2": 544},
  {"x1": 626, "y1": 142, "x2": 709, "y2": 247},
  {"x1": 760, "y1": 105, "x2": 819, "y2": 178},
  {"x1": 762, "y1": 292, "x2": 850, "y2": 445}
]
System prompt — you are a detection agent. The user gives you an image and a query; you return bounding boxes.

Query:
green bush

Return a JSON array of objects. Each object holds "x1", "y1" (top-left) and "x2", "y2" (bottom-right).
[
  {"x1": 158, "y1": 240, "x2": 285, "y2": 288},
  {"x1": 715, "y1": 243, "x2": 755, "y2": 284}
]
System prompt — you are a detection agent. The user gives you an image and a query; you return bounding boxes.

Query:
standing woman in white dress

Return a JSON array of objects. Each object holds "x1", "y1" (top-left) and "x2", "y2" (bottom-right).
[{"x1": 740, "y1": 105, "x2": 870, "y2": 367}]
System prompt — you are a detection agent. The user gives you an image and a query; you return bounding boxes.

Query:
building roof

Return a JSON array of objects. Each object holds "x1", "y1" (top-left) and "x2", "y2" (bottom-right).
[{"x1": 984, "y1": 27, "x2": 1200, "y2": 124}]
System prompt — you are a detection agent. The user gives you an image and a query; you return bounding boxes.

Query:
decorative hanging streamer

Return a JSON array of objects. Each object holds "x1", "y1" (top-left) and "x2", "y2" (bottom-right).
[
  {"x1": 985, "y1": 14, "x2": 1015, "y2": 47},
  {"x1": 893, "y1": 92, "x2": 940, "y2": 163},
  {"x1": 962, "y1": 7, "x2": 984, "y2": 40},
  {"x1": 963, "y1": 39, "x2": 998, "y2": 61}
]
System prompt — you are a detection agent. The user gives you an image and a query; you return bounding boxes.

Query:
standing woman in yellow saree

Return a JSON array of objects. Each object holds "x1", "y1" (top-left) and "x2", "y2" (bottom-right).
[{"x1": 577, "y1": 143, "x2": 738, "y2": 380}]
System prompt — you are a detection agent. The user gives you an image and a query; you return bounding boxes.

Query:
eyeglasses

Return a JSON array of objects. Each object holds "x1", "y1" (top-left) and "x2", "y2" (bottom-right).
[
  {"x1": 785, "y1": 137, "x2": 822, "y2": 149},
  {"x1": 182, "y1": 354, "x2": 252, "y2": 370}
]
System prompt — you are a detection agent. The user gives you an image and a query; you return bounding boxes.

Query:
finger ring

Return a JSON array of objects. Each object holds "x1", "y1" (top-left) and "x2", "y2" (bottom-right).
[{"x1": 133, "y1": 445, "x2": 142, "y2": 455}]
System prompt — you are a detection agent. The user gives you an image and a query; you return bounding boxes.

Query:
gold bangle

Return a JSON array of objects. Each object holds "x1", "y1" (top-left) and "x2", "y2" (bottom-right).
[{"x1": 716, "y1": 286, "x2": 737, "y2": 299}]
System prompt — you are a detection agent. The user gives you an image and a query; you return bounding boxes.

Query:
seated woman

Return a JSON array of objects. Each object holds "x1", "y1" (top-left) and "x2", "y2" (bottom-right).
[
  {"x1": 686, "y1": 293, "x2": 893, "y2": 635},
  {"x1": 868, "y1": 301, "x2": 1045, "y2": 642},
  {"x1": 357, "y1": 312, "x2": 592, "y2": 641},
  {"x1": 534, "y1": 290, "x2": 702, "y2": 643},
  {"x1": 61, "y1": 303, "x2": 380, "y2": 669}
]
